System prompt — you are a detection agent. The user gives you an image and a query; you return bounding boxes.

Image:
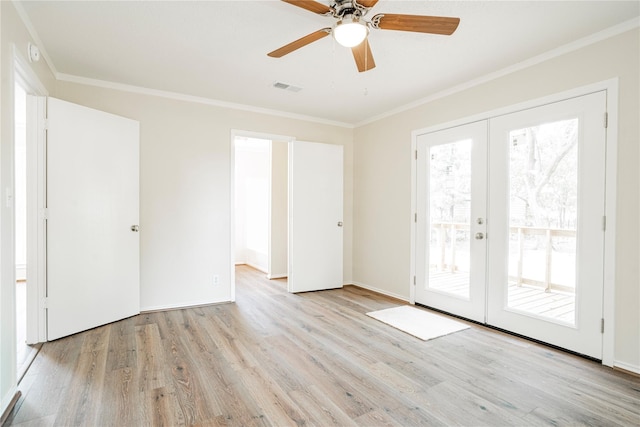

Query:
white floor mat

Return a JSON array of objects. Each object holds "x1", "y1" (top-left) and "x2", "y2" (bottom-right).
[{"x1": 367, "y1": 305, "x2": 470, "y2": 341}]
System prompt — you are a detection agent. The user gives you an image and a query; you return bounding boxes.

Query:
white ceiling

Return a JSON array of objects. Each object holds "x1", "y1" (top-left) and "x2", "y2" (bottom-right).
[{"x1": 16, "y1": 1, "x2": 640, "y2": 126}]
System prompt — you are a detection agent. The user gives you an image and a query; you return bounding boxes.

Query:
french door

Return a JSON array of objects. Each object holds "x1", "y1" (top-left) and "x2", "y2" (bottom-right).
[
  {"x1": 487, "y1": 92, "x2": 606, "y2": 358},
  {"x1": 415, "y1": 121, "x2": 487, "y2": 323},
  {"x1": 415, "y1": 91, "x2": 607, "y2": 358}
]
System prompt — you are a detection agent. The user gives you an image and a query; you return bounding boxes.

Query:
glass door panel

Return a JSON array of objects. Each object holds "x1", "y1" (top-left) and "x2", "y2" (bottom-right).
[
  {"x1": 507, "y1": 119, "x2": 578, "y2": 325},
  {"x1": 415, "y1": 121, "x2": 487, "y2": 323},
  {"x1": 487, "y1": 92, "x2": 606, "y2": 359},
  {"x1": 429, "y1": 140, "x2": 472, "y2": 298}
]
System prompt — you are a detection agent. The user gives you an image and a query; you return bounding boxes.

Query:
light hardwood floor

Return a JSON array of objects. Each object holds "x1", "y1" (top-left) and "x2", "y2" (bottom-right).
[{"x1": 5, "y1": 265, "x2": 639, "y2": 426}]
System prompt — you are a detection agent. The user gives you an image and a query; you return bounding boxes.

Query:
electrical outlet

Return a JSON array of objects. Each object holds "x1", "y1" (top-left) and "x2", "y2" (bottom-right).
[{"x1": 213, "y1": 275, "x2": 220, "y2": 285}]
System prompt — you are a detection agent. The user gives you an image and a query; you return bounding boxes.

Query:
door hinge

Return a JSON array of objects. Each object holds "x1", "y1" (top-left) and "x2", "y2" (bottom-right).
[
  {"x1": 42, "y1": 297, "x2": 48, "y2": 309},
  {"x1": 413, "y1": 276, "x2": 416, "y2": 285},
  {"x1": 415, "y1": 150, "x2": 418, "y2": 160},
  {"x1": 41, "y1": 208, "x2": 49, "y2": 220},
  {"x1": 602, "y1": 216, "x2": 606, "y2": 231},
  {"x1": 414, "y1": 213, "x2": 417, "y2": 223},
  {"x1": 601, "y1": 318, "x2": 605, "y2": 333},
  {"x1": 603, "y1": 112, "x2": 608, "y2": 129}
]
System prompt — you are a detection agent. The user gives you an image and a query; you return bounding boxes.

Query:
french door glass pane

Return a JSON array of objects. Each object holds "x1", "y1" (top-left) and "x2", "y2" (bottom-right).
[
  {"x1": 507, "y1": 119, "x2": 578, "y2": 325},
  {"x1": 429, "y1": 140, "x2": 472, "y2": 298}
]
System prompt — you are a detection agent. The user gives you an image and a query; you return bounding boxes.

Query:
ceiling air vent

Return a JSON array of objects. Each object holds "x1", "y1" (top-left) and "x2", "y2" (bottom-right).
[{"x1": 273, "y1": 82, "x2": 302, "y2": 92}]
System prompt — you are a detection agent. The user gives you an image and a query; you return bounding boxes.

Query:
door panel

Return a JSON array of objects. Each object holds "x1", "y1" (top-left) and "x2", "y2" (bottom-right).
[
  {"x1": 47, "y1": 97, "x2": 140, "y2": 341},
  {"x1": 415, "y1": 121, "x2": 487, "y2": 322},
  {"x1": 288, "y1": 141, "x2": 343, "y2": 293},
  {"x1": 414, "y1": 92, "x2": 606, "y2": 358},
  {"x1": 487, "y1": 92, "x2": 606, "y2": 358}
]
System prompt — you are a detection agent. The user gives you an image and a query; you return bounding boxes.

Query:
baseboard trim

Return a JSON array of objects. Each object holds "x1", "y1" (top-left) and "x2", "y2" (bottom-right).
[
  {"x1": 613, "y1": 360, "x2": 640, "y2": 376},
  {"x1": 141, "y1": 299, "x2": 231, "y2": 313},
  {"x1": 245, "y1": 262, "x2": 267, "y2": 274},
  {"x1": 267, "y1": 274, "x2": 287, "y2": 279},
  {"x1": 349, "y1": 281, "x2": 409, "y2": 302}
]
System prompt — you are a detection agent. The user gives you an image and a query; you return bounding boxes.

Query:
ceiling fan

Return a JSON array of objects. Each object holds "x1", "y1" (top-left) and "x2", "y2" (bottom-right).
[{"x1": 267, "y1": 0, "x2": 460, "y2": 72}]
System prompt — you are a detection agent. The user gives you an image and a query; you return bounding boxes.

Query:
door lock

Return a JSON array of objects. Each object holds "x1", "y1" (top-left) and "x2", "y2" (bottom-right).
[
  {"x1": 131, "y1": 225, "x2": 139, "y2": 232},
  {"x1": 475, "y1": 232, "x2": 484, "y2": 240}
]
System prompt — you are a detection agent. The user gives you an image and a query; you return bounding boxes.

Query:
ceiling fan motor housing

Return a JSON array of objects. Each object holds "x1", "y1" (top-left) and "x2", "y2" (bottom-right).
[{"x1": 331, "y1": 0, "x2": 371, "y2": 21}]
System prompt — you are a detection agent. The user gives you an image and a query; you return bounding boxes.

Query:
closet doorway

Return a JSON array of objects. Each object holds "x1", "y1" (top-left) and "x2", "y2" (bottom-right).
[{"x1": 233, "y1": 135, "x2": 288, "y2": 280}]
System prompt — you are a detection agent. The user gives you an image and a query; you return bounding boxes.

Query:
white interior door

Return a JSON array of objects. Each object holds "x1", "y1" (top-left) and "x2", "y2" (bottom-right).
[
  {"x1": 47, "y1": 97, "x2": 140, "y2": 341},
  {"x1": 288, "y1": 141, "x2": 343, "y2": 293},
  {"x1": 415, "y1": 122, "x2": 488, "y2": 322},
  {"x1": 487, "y1": 92, "x2": 606, "y2": 359}
]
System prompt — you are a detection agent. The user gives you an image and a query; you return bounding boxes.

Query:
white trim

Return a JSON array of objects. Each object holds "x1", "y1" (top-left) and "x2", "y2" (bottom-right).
[
  {"x1": 357, "y1": 18, "x2": 639, "y2": 127},
  {"x1": 229, "y1": 132, "x2": 237, "y2": 303},
  {"x1": 4, "y1": 47, "x2": 18, "y2": 405},
  {"x1": 351, "y1": 281, "x2": 409, "y2": 303},
  {"x1": 245, "y1": 262, "x2": 268, "y2": 274},
  {"x1": 409, "y1": 137, "x2": 417, "y2": 305},
  {"x1": 13, "y1": 46, "x2": 48, "y2": 97},
  {"x1": 58, "y1": 73, "x2": 354, "y2": 129},
  {"x1": 30, "y1": 96, "x2": 48, "y2": 344},
  {"x1": 411, "y1": 80, "x2": 618, "y2": 137},
  {"x1": 410, "y1": 79, "x2": 618, "y2": 365},
  {"x1": 13, "y1": 44, "x2": 49, "y2": 345},
  {"x1": 602, "y1": 80, "x2": 618, "y2": 367},
  {"x1": 140, "y1": 300, "x2": 226, "y2": 313},
  {"x1": 11, "y1": 0, "x2": 638, "y2": 129},
  {"x1": 267, "y1": 274, "x2": 287, "y2": 280},
  {"x1": 613, "y1": 360, "x2": 640, "y2": 375}
]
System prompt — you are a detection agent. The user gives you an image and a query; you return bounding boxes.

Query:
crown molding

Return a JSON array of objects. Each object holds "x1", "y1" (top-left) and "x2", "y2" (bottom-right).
[
  {"x1": 56, "y1": 73, "x2": 354, "y2": 129},
  {"x1": 354, "y1": 17, "x2": 640, "y2": 128},
  {"x1": 12, "y1": 0, "x2": 638, "y2": 130}
]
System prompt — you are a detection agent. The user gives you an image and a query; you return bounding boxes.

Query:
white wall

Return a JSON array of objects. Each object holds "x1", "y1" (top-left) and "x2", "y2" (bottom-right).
[
  {"x1": 0, "y1": 0, "x2": 56, "y2": 416},
  {"x1": 55, "y1": 80, "x2": 354, "y2": 311},
  {"x1": 353, "y1": 28, "x2": 639, "y2": 370},
  {"x1": 235, "y1": 137, "x2": 270, "y2": 272},
  {"x1": 269, "y1": 140, "x2": 288, "y2": 278}
]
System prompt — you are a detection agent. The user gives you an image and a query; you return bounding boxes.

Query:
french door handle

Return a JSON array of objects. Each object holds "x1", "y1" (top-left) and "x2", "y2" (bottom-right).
[{"x1": 475, "y1": 232, "x2": 484, "y2": 240}]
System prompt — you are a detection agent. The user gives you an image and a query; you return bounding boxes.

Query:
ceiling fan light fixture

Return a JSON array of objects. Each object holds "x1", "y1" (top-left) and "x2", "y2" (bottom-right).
[{"x1": 333, "y1": 17, "x2": 368, "y2": 48}]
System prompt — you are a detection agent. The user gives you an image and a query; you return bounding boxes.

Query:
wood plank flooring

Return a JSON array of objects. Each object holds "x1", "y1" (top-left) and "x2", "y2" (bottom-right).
[{"x1": 5, "y1": 265, "x2": 639, "y2": 426}]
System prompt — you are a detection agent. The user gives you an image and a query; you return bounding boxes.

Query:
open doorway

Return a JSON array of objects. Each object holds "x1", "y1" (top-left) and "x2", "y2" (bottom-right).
[
  {"x1": 14, "y1": 81, "x2": 39, "y2": 380},
  {"x1": 233, "y1": 134, "x2": 289, "y2": 286}
]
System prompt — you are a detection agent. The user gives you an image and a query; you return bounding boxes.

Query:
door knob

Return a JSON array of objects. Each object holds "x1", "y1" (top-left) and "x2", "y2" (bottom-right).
[
  {"x1": 475, "y1": 232, "x2": 484, "y2": 240},
  {"x1": 131, "y1": 225, "x2": 139, "y2": 232},
  {"x1": 337, "y1": 221, "x2": 343, "y2": 227}
]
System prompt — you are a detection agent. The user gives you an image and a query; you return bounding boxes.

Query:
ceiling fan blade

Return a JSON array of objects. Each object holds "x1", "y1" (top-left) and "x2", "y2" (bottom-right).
[
  {"x1": 268, "y1": 28, "x2": 331, "y2": 58},
  {"x1": 281, "y1": 0, "x2": 332, "y2": 15},
  {"x1": 357, "y1": 0, "x2": 379, "y2": 8},
  {"x1": 372, "y1": 13, "x2": 460, "y2": 35},
  {"x1": 351, "y1": 39, "x2": 376, "y2": 72}
]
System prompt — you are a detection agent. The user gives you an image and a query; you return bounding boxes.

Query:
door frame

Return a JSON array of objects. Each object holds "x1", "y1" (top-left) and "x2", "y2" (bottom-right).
[
  {"x1": 410, "y1": 78, "x2": 618, "y2": 366},
  {"x1": 229, "y1": 130, "x2": 295, "y2": 301},
  {"x1": 13, "y1": 45, "x2": 48, "y2": 345}
]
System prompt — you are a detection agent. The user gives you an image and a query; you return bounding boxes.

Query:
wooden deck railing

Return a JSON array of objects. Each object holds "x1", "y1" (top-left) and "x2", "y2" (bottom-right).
[{"x1": 430, "y1": 222, "x2": 576, "y2": 294}]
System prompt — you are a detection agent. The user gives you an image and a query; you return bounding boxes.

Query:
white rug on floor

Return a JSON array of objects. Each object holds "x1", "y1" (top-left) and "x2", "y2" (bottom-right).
[{"x1": 366, "y1": 305, "x2": 470, "y2": 341}]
